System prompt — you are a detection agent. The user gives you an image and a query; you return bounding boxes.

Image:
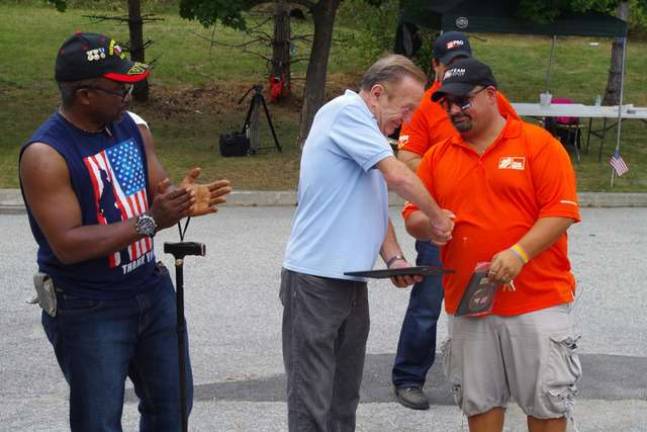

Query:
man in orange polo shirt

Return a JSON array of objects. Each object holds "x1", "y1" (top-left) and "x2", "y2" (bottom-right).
[
  {"x1": 404, "y1": 58, "x2": 582, "y2": 432},
  {"x1": 392, "y1": 31, "x2": 520, "y2": 411}
]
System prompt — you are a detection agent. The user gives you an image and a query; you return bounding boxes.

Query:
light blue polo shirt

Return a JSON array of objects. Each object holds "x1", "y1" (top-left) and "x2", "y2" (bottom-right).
[{"x1": 283, "y1": 90, "x2": 393, "y2": 281}]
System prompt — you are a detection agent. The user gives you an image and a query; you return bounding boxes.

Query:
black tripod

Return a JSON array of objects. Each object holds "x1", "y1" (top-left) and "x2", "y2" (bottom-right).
[
  {"x1": 164, "y1": 238, "x2": 205, "y2": 432},
  {"x1": 238, "y1": 84, "x2": 282, "y2": 154}
]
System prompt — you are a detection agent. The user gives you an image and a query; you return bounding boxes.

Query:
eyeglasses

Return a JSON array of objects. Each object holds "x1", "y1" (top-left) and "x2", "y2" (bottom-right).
[
  {"x1": 77, "y1": 84, "x2": 134, "y2": 100},
  {"x1": 439, "y1": 86, "x2": 488, "y2": 111}
]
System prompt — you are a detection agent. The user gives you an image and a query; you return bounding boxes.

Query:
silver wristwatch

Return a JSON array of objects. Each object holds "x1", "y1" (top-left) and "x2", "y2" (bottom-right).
[{"x1": 135, "y1": 213, "x2": 157, "y2": 237}]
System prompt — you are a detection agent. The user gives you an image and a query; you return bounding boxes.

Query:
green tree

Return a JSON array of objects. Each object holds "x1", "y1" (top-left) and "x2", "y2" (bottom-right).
[
  {"x1": 518, "y1": 0, "x2": 613, "y2": 22},
  {"x1": 179, "y1": 0, "x2": 251, "y2": 30},
  {"x1": 180, "y1": 0, "x2": 384, "y2": 147},
  {"x1": 519, "y1": 0, "x2": 646, "y2": 104},
  {"x1": 46, "y1": 0, "x2": 152, "y2": 101},
  {"x1": 46, "y1": 0, "x2": 67, "y2": 12},
  {"x1": 337, "y1": 0, "x2": 399, "y2": 67}
]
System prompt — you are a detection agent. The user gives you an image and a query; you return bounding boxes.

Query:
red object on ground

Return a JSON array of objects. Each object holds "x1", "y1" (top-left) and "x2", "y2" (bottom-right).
[{"x1": 269, "y1": 74, "x2": 287, "y2": 102}]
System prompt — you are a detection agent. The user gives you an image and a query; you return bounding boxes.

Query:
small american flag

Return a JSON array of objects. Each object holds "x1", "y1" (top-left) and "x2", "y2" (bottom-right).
[
  {"x1": 609, "y1": 149, "x2": 629, "y2": 177},
  {"x1": 84, "y1": 139, "x2": 152, "y2": 268}
]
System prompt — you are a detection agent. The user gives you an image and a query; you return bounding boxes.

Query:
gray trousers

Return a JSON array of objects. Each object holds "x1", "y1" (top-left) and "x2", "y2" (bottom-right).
[{"x1": 280, "y1": 269, "x2": 370, "y2": 432}]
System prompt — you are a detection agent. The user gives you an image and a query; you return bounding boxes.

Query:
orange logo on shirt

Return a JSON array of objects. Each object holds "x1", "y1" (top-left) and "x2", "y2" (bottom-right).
[{"x1": 498, "y1": 157, "x2": 525, "y2": 170}]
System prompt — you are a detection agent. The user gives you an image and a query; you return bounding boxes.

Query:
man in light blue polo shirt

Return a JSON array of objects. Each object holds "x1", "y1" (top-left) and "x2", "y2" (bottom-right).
[{"x1": 281, "y1": 54, "x2": 454, "y2": 432}]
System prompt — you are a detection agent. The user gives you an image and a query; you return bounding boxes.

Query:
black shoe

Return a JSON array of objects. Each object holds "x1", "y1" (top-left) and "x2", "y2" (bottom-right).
[{"x1": 394, "y1": 386, "x2": 430, "y2": 410}]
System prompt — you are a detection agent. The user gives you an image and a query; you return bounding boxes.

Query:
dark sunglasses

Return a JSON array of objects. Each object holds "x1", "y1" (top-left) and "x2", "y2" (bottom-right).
[
  {"x1": 439, "y1": 86, "x2": 488, "y2": 111},
  {"x1": 77, "y1": 84, "x2": 134, "y2": 100}
]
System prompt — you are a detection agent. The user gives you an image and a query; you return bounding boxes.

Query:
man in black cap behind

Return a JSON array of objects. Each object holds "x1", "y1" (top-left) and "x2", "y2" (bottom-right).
[{"x1": 19, "y1": 32, "x2": 231, "y2": 431}]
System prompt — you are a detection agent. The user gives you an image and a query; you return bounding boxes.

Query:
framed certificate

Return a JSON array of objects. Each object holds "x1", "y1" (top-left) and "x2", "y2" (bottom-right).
[{"x1": 344, "y1": 266, "x2": 454, "y2": 279}]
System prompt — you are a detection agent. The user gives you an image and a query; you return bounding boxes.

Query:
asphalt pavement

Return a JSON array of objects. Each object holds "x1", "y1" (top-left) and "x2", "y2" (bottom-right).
[{"x1": 1, "y1": 207, "x2": 646, "y2": 431}]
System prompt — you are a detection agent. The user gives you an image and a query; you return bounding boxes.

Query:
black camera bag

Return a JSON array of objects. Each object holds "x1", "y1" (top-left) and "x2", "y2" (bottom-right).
[{"x1": 219, "y1": 132, "x2": 250, "y2": 157}]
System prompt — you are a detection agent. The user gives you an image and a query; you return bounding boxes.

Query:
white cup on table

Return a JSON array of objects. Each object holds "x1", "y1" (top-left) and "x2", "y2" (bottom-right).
[{"x1": 539, "y1": 92, "x2": 552, "y2": 108}]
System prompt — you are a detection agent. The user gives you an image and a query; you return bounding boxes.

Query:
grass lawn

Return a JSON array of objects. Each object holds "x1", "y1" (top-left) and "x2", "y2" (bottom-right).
[{"x1": 1, "y1": 2, "x2": 645, "y2": 191}]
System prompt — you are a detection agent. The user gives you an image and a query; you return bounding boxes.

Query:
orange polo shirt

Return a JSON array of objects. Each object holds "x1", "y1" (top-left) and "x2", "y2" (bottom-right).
[
  {"x1": 403, "y1": 118, "x2": 581, "y2": 316},
  {"x1": 398, "y1": 81, "x2": 520, "y2": 156}
]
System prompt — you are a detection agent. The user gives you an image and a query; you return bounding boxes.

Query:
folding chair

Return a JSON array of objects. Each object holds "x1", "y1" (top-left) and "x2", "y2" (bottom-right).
[{"x1": 543, "y1": 97, "x2": 582, "y2": 162}]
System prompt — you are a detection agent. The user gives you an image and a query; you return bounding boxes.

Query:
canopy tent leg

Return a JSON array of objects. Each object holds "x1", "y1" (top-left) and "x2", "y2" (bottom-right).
[
  {"x1": 544, "y1": 35, "x2": 557, "y2": 92},
  {"x1": 610, "y1": 36, "x2": 627, "y2": 188}
]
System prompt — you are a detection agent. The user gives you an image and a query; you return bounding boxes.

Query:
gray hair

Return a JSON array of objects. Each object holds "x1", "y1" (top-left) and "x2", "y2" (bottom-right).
[{"x1": 359, "y1": 54, "x2": 427, "y2": 91}]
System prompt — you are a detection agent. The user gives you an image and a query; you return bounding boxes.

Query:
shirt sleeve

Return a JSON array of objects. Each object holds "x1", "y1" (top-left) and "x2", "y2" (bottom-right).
[
  {"x1": 530, "y1": 129, "x2": 581, "y2": 222},
  {"x1": 402, "y1": 200, "x2": 419, "y2": 221},
  {"x1": 399, "y1": 104, "x2": 431, "y2": 156},
  {"x1": 329, "y1": 104, "x2": 393, "y2": 172}
]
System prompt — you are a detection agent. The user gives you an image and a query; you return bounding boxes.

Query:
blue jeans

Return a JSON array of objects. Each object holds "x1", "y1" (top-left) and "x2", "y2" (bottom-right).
[
  {"x1": 42, "y1": 270, "x2": 193, "y2": 432},
  {"x1": 392, "y1": 240, "x2": 444, "y2": 388}
]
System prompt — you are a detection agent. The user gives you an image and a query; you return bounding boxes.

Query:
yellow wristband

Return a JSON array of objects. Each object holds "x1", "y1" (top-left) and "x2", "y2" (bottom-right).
[{"x1": 510, "y1": 244, "x2": 529, "y2": 264}]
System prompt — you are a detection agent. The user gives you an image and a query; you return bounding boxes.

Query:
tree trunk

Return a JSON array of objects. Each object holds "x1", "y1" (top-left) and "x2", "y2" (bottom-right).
[
  {"x1": 127, "y1": 0, "x2": 149, "y2": 102},
  {"x1": 602, "y1": 1, "x2": 629, "y2": 106},
  {"x1": 271, "y1": 0, "x2": 291, "y2": 99},
  {"x1": 296, "y1": 0, "x2": 340, "y2": 147}
]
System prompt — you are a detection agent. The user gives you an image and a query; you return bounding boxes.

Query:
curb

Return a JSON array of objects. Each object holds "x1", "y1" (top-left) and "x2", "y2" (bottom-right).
[
  {"x1": 2, "y1": 189, "x2": 647, "y2": 214},
  {"x1": 0, "y1": 189, "x2": 26, "y2": 214}
]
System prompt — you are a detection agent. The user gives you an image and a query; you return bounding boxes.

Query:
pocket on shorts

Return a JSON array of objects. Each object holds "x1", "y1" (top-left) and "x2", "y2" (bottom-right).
[
  {"x1": 541, "y1": 335, "x2": 582, "y2": 418},
  {"x1": 441, "y1": 337, "x2": 464, "y2": 407}
]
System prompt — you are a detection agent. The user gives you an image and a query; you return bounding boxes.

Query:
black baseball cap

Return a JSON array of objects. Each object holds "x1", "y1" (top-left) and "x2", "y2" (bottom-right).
[
  {"x1": 55, "y1": 32, "x2": 149, "y2": 83},
  {"x1": 431, "y1": 58, "x2": 497, "y2": 101},
  {"x1": 432, "y1": 31, "x2": 472, "y2": 65}
]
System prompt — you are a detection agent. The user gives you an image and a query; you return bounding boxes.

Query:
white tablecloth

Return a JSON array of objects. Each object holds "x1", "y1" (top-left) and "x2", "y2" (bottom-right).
[{"x1": 511, "y1": 103, "x2": 647, "y2": 120}]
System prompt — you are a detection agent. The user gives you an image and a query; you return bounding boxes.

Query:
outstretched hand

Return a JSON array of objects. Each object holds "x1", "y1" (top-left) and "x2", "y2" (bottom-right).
[
  {"x1": 180, "y1": 167, "x2": 232, "y2": 216},
  {"x1": 149, "y1": 179, "x2": 195, "y2": 230}
]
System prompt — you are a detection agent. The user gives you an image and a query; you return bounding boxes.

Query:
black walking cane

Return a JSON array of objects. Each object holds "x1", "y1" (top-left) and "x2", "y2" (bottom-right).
[{"x1": 164, "y1": 217, "x2": 205, "y2": 432}]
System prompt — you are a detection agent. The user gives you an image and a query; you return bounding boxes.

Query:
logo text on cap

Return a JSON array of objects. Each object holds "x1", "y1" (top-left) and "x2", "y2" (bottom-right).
[
  {"x1": 446, "y1": 40, "x2": 465, "y2": 50},
  {"x1": 443, "y1": 68, "x2": 466, "y2": 80}
]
